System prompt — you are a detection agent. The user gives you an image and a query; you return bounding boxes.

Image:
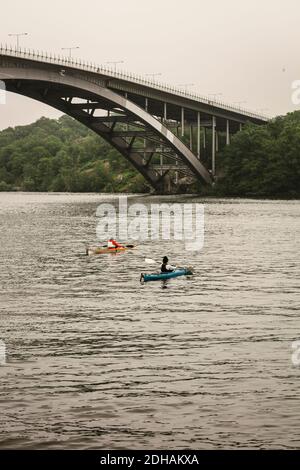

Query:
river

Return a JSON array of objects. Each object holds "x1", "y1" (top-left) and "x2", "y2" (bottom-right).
[{"x1": 0, "y1": 192, "x2": 299, "y2": 449}]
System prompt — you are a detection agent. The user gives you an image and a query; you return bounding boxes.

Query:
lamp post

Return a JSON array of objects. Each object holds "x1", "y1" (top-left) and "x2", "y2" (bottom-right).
[
  {"x1": 61, "y1": 47, "x2": 80, "y2": 58},
  {"x1": 257, "y1": 108, "x2": 269, "y2": 114},
  {"x1": 178, "y1": 83, "x2": 194, "y2": 93},
  {"x1": 106, "y1": 61, "x2": 124, "y2": 72},
  {"x1": 8, "y1": 32, "x2": 28, "y2": 50},
  {"x1": 145, "y1": 73, "x2": 162, "y2": 81},
  {"x1": 233, "y1": 101, "x2": 246, "y2": 109},
  {"x1": 208, "y1": 93, "x2": 223, "y2": 101}
]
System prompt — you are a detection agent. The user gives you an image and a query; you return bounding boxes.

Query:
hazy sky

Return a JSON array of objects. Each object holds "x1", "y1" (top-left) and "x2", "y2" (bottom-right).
[{"x1": 0, "y1": 0, "x2": 299, "y2": 129}]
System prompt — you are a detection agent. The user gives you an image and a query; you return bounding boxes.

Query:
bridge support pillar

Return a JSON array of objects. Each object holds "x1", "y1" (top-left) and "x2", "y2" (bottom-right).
[
  {"x1": 226, "y1": 119, "x2": 230, "y2": 145},
  {"x1": 181, "y1": 107, "x2": 185, "y2": 137},
  {"x1": 197, "y1": 112, "x2": 201, "y2": 159},
  {"x1": 212, "y1": 116, "x2": 216, "y2": 177},
  {"x1": 164, "y1": 102, "x2": 167, "y2": 122}
]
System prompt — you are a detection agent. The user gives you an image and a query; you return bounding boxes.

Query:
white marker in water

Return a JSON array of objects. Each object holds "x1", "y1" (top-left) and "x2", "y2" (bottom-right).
[
  {"x1": 0, "y1": 340, "x2": 6, "y2": 365},
  {"x1": 291, "y1": 341, "x2": 300, "y2": 366}
]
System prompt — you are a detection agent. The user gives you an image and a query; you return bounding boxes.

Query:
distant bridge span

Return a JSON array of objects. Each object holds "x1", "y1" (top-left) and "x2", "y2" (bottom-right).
[{"x1": 0, "y1": 47, "x2": 268, "y2": 192}]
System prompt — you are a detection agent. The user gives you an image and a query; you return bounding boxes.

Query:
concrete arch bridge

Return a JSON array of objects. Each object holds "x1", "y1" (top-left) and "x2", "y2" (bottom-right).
[{"x1": 0, "y1": 46, "x2": 268, "y2": 193}]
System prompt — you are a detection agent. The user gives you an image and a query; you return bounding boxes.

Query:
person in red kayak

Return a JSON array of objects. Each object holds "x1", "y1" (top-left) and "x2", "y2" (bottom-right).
[{"x1": 107, "y1": 238, "x2": 124, "y2": 249}]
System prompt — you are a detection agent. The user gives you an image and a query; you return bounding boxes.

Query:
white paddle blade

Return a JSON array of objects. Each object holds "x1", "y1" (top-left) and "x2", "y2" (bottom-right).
[{"x1": 145, "y1": 258, "x2": 156, "y2": 264}]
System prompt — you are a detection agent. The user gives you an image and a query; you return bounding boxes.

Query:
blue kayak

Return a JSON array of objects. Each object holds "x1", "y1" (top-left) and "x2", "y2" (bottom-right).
[{"x1": 141, "y1": 268, "x2": 193, "y2": 283}]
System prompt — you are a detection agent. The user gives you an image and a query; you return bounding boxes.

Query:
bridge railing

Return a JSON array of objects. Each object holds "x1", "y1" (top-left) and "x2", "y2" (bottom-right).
[{"x1": 0, "y1": 45, "x2": 269, "y2": 122}]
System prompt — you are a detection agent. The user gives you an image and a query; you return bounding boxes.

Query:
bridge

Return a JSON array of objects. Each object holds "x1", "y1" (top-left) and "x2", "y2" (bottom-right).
[{"x1": 0, "y1": 46, "x2": 268, "y2": 193}]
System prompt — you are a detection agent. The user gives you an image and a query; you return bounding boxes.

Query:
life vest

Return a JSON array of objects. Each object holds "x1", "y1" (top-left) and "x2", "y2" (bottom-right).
[
  {"x1": 108, "y1": 239, "x2": 123, "y2": 248},
  {"x1": 161, "y1": 262, "x2": 173, "y2": 273}
]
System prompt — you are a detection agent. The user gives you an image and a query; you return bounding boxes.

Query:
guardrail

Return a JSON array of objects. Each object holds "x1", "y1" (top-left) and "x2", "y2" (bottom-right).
[{"x1": 0, "y1": 45, "x2": 270, "y2": 122}]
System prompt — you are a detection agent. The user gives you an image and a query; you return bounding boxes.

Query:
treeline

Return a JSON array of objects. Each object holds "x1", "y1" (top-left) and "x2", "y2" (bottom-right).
[
  {"x1": 215, "y1": 111, "x2": 300, "y2": 198},
  {"x1": 0, "y1": 115, "x2": 149, "y2": 193},
  {"x1": 0, "y1": 112, "x2": 300, "y2": 198}
]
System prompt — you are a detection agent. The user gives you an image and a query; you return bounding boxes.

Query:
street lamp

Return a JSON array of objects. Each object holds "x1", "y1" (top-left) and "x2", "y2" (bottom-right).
[
  {"x1": 145, "y1": 73, "x2": 162, "y2": 81},
  {"x1": 208, "y1": 93, "x2": 223, "y2": 101},
  {"x1": 61, "y1": 47, "x2": 80, "y2": 58},
  {"x1": 106, "y1": 61, "x2": 124, "y2": 72},
  {"x1": 178, "y1": 83, "x2": 194, "y2": 93},
  {"x1": 8, "y1": 32, "x2": 28, "y2": 50},
  {"x1": 233, "y1": 101, "x2": 246, "y2": 108}
]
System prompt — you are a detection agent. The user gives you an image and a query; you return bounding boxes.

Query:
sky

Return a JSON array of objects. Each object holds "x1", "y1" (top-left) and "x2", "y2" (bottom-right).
[{"x1": 0, "y1": 0, "x2": 299, "y2": 129}]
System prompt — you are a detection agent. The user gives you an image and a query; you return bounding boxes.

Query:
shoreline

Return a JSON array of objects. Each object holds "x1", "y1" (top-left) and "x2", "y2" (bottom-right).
[{"x1": 1, "y1": 190, "x2": 299, "y2": 201}]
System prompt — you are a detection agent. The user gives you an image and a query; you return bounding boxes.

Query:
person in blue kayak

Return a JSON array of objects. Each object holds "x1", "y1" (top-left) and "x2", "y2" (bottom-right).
[{"x1": 161, "y1": 256, "x2": 176, "y2": 273}]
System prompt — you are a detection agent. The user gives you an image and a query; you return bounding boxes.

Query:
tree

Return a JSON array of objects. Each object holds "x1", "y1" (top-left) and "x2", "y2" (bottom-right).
[{"x1": 216, "y1": 112, "x2": 300, "y2": 198}]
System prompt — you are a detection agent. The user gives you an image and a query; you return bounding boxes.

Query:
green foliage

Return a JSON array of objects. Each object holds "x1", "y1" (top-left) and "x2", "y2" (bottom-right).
[
  {"x1": 216, "y1": 111, "x2": 300, "y2": 198},
  {"x1": 1, "y1": 112, "x2": 300, "y2": 198},
  {"x1": 0, "y1": 115, "x2": 148, "y2": 193}
]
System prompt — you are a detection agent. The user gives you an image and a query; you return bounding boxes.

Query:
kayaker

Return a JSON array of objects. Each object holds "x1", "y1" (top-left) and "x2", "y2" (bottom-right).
[
  {"x1": 161, "y1": 256, "x2": 176, "y2": 273},
  {"x1": 107, "y1": 238, "x2": 124, "y2": 249}
]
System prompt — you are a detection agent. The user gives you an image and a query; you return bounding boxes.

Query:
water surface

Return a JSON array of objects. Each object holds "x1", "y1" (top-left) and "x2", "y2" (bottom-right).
[{"x1": 0, "y1": 192, "x2": 299, "y2": 449}]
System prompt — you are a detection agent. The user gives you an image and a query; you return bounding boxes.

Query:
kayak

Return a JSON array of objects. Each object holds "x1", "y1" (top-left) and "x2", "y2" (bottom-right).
[
  {"x1": 140, "y1": 268, "x2": 193, "y2": 283},
  {"x1": 86, "y1": 244, "x2": 135, "y2": 256}
]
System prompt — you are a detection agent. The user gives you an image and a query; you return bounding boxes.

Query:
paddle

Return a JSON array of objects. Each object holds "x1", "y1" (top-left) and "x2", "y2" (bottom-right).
[
  {"x1": 89, "y1": 244, "x2": 135, "y2": 249},
  {"x1": 145, "y1": 258, "x2": 157, "y2": 264},
  {"x1": 100, "y1": 244, "x2": 135, "y2": 248}
]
